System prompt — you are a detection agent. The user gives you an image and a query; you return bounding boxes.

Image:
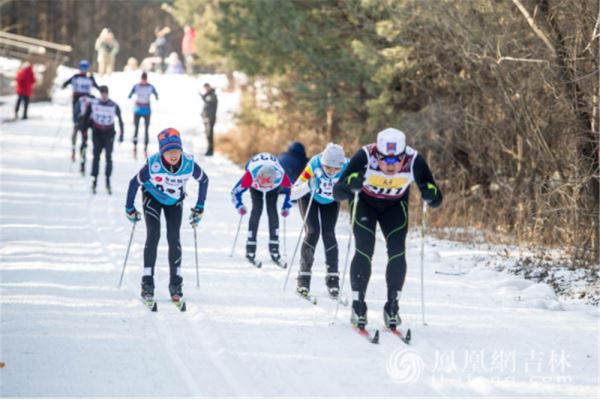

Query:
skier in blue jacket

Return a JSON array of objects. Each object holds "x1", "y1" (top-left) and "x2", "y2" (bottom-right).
[{"x1": 125, "y1": 127, "x2": 209, "y2": 302}]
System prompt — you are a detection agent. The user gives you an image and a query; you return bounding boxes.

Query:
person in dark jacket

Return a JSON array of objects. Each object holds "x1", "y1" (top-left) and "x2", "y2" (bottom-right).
[
  {"x1": 200, "y1": 83, "x2": 218, "y2": 156},
  {"x1": 278, "y1": 141, "x2": 308, "y2": 184},
  {"x1": 83, "y1": 85, "x2": 124, "y2": 194}
]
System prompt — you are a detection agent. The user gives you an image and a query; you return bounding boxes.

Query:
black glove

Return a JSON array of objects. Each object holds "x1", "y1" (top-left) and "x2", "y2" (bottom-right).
[
  {"x1": 422, "y1": 182, "x2": 442, "y2": 208},
  {"x1": 346, "y1": 172, "x2": 364, "y2": 192}
]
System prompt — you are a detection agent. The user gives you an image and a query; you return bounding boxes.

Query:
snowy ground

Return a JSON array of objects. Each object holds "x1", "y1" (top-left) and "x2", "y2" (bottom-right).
[{"x1": 0, "y1": 66, "x2": 599, "y2": 397}]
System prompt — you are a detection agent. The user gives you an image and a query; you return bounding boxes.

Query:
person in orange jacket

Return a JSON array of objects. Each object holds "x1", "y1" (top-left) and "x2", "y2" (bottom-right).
[{"x1": 14, "y1": 61, "x2": 36, "y2": 120}]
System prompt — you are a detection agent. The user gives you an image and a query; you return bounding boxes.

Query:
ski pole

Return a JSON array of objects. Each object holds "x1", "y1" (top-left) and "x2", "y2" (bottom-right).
[
  {"x1": 333, "y1": 190, "x2": 359, "y2": 323},
  {"x1": 193, "y1": 225, "x2": 200, "y2": 288},
  {"x1": 118, "y1": 222, "x2": 137, "y2": 288},
  {"x1": 229, "y1": 214, "x2": 244, "y2": 257},
  {"x1": 283, "y1": 214, "x2": 287, "y2": 259},
  {"x1": 420, "y1": 201, "x2": 428, "y2": 326},
  {"x1": 283, "y1": 190, "x2": 315, "y2": 290}
]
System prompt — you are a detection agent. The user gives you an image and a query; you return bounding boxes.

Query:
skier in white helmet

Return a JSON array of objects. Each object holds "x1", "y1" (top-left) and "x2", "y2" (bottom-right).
[
  {"x1": 333, "y1": 128, "x2": 443, "y2": 330},
  {"x1": 231, "y1": 152, "x2": 292, "y2": 266},
  {"x1": 291, "y1": 143, "x2": 349, "y2": 300}
]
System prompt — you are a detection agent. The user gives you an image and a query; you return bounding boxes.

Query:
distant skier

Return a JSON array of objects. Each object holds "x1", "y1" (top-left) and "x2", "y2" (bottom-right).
[
  {"x1": 72, "y1": 93, "x2": 96, "y2": 174},
  {"x1": 82, "y1": 85, "x2": 124, "y2": 194},
  {"x1": 125, "y1": 127, "x2": 209, "y2": 303},
  {"x1": 62, "y1": 59, "x2": 100, "y2": 133},
  {"x1": 291, "y1": 143, "x2": 348, "y2": 300},
  {"x1": 231, "y1": 152, "x2": 292, "y2": 266},
  {"x1": 128, "y1": 72, "x2": 159, "y2": 159},
  {"x1": 333, "y1": 128, "x2": 443, "y2": 329},
  {"x1": 278, "y1": 141, "x2": 308, "y2": 184}
]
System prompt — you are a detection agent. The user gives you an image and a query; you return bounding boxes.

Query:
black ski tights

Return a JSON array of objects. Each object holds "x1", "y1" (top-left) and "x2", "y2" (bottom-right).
[
  {"x1": 297, "y1": 195, "x2": 340, "y2": 290},
  {"x1": 350, "y1": 196, "x2": 409, "y2": 303},
  {"x1": 142, "y1": 192, "x2": 183, "y2": 286},
  {"x1": 246, "y1": 188, "x2": 279, "y2": 256}
]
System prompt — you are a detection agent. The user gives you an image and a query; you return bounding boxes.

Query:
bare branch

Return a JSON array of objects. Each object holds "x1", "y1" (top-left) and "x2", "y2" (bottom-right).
[
  {"x1": 510, "y1": 0, "x2": 556, "y2": 56},
  {"x1": 497, "y1": 56, "x2": 549, "y2": 64},
  {"x1": 583, "y1": 4, "x2": 600, "y2": 53}
]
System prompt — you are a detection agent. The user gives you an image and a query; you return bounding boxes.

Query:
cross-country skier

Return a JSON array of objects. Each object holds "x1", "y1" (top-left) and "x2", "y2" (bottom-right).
[
  {"x1": 72, "y1": 93, "x2": 95, "y2": 174},
  {"x1": 231, "y1": 152, "x2": 292, "y2": 266},
  {"x1": 125, "y1": 127, "x2": 209, "y2": 302},
  {"x1": 62, "y1": 59, "x2": 100, "y2": 157},
  {"x1": 128, "y1": 72, "x2": 159, "y2": 159},
  {"x1": 291, "y1": 143, "x2": 348, "y2": 300},
  {"x1": 333, "y1": 128, "x2": 443, "y2": 329},
  {"x1": 82, "y1": 85, "x2": 124, "y2": 194}
]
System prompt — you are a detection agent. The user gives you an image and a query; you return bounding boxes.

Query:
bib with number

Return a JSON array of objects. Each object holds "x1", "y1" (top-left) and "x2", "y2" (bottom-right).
[
  {"x1": 133, "y1": 84, "x2": 155, "y2": 105},
  {"x1": 72, "y1": 75, "x2": 94, "y2": 94},
  {"x1": 303, "y1": 155, "x2": 347, "y2": 204},
  {"x1": 143, "y1": 152, "x2": 195, "y2": 206},
  {"x1": 91, "y1": 100, "x2": 117, "y2": 127},
  {"x1": 362, "y1": 144, "x2": 417, "y2": 199}
]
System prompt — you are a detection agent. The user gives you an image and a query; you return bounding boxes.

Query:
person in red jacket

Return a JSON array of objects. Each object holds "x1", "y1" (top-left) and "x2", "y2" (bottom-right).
[{"x1": 14, "y1": 61, "x2": 36, "y2": 120}]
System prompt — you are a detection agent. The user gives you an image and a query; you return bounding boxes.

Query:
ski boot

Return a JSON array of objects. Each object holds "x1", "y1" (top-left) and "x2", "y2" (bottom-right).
[
  {"x1": 325, "y1": 275, "x2": 340, "y2": 299},
  {"x1": 80, "y1": 162, "x2": 85, "y2": 176},
  {"x1": 91, "y1": 177, "x2": 97, "y2": 194},
  {"x1": 106, "y1": 177, "x2": 112, "y2": 195},
  {"x1": 169, "y1": 283, "x2": 183, "y2": 302},
  {"x1": 297, "y1": 286, "x2": 309, "y2": 297},
  {"x1": 296, "y1": 286, "x2": 317, "y2": 304},
  {"x1": 143, "y1": 147, "x2": 148, "y2": 159},
  {"x1": 71, "y1": 147, "x2": 76, "y2": 162},
  {"x1": 270, "y1": 252, "x2": 287, "y2": 268},
  {"x1": 246, "y1": 252, "x2": 261, "y2": 268},
  {"x1": 270, "y1": 252, "x2": 281, "y2": 263},
  {"x1": 383, "y1": 300, "x2": 402, "y2": 329},
  {"x1": 141, "y1": 280, "x2": 154, "y2": 300},
  {"x1": 351, "y1": 300, "x2": 368, "y2": 329}
]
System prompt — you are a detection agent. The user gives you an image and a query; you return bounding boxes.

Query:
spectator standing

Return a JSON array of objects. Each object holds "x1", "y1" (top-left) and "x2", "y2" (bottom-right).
[
  {"x1": 14, "y1": 61, "x2": 36, "y2": 119},
  {"x1": 200, "y1": 83, "x2": 218, "y2": 156}
]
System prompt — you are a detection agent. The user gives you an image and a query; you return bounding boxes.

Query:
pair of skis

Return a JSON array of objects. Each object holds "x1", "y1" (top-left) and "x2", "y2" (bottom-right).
[
  {"x1": 296, "y1": 290, "x2": 349, "y2": 307},
  {"x1": 354, "y1": 326, "x2": 411, "y2": 345},
  {"x1": 247, "y1": 257, "x2": 287, "y2": 269},
  {"x1": 141, "y1": 297, "x2": 186, "y2": 312}
]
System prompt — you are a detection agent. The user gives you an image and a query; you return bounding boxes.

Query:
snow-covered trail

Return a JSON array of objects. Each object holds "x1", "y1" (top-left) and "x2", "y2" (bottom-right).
[{"x1": 1, "y1": 71, "x2": 598, "y2": 397}]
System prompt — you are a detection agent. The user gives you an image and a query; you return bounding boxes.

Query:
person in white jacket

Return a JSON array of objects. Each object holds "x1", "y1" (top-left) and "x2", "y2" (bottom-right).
[{"x1": 95, "y1": 28, "x2": 120, "y2": 76}]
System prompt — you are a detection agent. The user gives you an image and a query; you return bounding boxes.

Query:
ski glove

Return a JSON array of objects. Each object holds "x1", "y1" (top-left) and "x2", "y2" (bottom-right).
[
  {"x1": 189, "y1": 207, "x2": 203, "y2": 227},
  {"x1": 281, "y1": 197, "x2": 292, "y2": 217},
  {"x1": 346, "y1": 172, "x2": 364, "y2": 193},
  {"x1": 126, "y1": 207, "x2": 141, "y2": 223},
  {"x1": 422, "y1": 182, "x2": 442, "y2": 208},
  {"x1": 237, "y1": 205, "x2": 248, "y2": 216}
]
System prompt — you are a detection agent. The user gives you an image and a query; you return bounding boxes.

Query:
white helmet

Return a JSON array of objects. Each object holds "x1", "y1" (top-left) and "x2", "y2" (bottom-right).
[
  {"x1": 320, "y1": 143, "x2": 345, "y2": 169},
  {"x1": 376, "y1": 128, "x2": 406, "y2": 156},
  {"x1": 256, "y1": 164, "x2": 277, "y2": 189}
]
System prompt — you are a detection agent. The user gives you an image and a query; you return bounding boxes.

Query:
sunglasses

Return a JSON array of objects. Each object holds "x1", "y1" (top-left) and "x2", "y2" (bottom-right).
[{"x1": 376, "y1": 152, "x2": 405, "y2": 164}]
